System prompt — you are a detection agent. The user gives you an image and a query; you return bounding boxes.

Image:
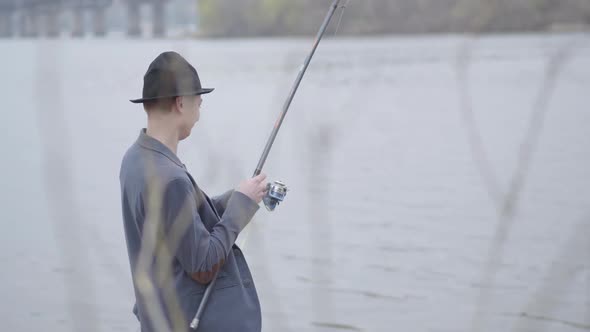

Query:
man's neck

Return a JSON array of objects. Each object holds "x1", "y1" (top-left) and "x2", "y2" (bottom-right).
[{"x1": 146, "y1": 120, "x2": 179, "y2": 155}]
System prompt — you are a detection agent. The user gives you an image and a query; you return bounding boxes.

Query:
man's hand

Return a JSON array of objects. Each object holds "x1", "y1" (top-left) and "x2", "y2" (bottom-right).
[{"x1": 237, "y1": 174, "x2": 268, "y2": 204}]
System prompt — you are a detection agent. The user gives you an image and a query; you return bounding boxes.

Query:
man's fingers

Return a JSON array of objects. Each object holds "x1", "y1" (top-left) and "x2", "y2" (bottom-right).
[{"x1": 253, "y1": 174, "x2": 267, "y2": 183}]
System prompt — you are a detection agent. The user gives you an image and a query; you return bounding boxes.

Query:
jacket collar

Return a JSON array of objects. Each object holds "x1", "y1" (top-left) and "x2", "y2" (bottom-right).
[{"x1": 136, "y1": 128, "x2": 185, "y2": 168}]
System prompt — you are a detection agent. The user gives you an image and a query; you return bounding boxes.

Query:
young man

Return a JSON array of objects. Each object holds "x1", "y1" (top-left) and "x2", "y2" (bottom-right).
[{"x1": 120, "y1": 51, "x2": 266, "y2": 331}]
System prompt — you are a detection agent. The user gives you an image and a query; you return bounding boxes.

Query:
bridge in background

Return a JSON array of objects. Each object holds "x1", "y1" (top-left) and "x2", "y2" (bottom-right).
[{"x1": 0, "y1": 0, "x2": 170, "y2": 38}]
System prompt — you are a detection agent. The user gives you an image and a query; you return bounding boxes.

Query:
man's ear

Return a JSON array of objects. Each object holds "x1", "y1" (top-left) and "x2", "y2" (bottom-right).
[{"x1": 174, "y1": 96, "x2": 184, "y2": 112}]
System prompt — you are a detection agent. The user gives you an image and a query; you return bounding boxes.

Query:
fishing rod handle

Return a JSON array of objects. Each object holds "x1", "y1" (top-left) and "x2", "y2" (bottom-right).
[{"x1": 190, "y1": 269, "x2": 220, "y2": 330}]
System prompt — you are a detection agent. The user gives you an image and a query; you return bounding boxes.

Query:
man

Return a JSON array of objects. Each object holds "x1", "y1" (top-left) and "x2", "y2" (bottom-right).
[{"x1": 120, "y1": 51, "x2": 267, "y2": 331}]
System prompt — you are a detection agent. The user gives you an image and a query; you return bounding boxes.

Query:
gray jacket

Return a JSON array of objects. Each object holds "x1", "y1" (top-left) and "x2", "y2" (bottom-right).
[{"x1": 119, "y1": 129, "x2": 262, "y2": 332}]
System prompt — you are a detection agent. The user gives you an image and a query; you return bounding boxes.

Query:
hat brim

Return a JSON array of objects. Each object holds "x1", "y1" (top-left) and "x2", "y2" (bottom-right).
[{"x1": 130, "y1": 88, "x2": 215, "y2": 104}]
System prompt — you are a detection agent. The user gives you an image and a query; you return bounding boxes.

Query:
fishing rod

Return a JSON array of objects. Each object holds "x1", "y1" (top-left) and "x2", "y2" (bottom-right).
[{"x1": 190, "y1": 0, "x2": 345, "y2": 329}]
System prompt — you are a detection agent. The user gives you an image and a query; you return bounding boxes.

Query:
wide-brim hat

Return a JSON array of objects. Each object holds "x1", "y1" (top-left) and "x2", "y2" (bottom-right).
[{"x1": 130, "y1": 51, "x2": 214, "y2": 103}]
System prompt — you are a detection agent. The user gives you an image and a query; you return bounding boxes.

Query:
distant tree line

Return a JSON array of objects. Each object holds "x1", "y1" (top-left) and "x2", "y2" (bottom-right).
[{"x1": 197, "y1": 0, "x2": 590, "y2": 37}]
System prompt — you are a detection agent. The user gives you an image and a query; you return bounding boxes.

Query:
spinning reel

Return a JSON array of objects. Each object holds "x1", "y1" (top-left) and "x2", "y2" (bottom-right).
[{"x1": 263, "y1": 180, "x2": 288, "y2": 211}]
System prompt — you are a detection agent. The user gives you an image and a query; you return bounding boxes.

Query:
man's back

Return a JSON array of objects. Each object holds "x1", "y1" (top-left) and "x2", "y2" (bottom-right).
[{"x1": 120, "y1": 129, "x2": 262, "y2": 332}]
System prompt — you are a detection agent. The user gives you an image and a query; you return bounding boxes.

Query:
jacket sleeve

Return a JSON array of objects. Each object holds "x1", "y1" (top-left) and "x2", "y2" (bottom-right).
[
  {"x1": 210, "y1": 189, "x2": 235, "y2": 217},
  {"x1": 161, "y1": 178, "x2": 259, "y2": 284}
]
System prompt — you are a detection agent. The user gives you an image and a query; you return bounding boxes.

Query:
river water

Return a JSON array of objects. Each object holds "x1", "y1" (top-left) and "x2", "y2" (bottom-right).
[{"x1": 0, "y1": 33, "x2": 589, "y2": 331}]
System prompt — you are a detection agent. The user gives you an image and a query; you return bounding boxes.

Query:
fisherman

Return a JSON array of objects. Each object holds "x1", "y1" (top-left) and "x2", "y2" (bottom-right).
[{"x1": 120, "y1": 51, "x2": 266, "y2": 331}]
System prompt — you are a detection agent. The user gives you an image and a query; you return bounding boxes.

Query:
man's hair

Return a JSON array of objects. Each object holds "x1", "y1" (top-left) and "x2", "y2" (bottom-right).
[{"x1": 143, "y1": 97, "x2": 176, "y2": 113}]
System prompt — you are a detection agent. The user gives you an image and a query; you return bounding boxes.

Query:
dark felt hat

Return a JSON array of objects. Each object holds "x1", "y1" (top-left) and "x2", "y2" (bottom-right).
[{"x1": 130, "y1": 51, "x2": 214, "y2": 103}]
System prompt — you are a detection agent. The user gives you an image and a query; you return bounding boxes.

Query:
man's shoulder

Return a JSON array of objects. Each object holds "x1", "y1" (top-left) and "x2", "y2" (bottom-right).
[{"x1": 120, "y1": 142, "x2": 188, "y2": 188}]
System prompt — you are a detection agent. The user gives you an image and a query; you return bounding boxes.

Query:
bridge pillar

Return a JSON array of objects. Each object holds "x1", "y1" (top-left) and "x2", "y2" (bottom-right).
[
  {"x1": 92, "y1": 6, "x2": 106, "y2": 37},
  {"x1": 71, "y1": 7, "x2": 84, "y2": 37},
  {"x1": 127, "y1": 0, "x2": 141, "y2": 37},
  {"x1": 0, "y1": 12, "x2": 13, "y2": 37},
  {"x1": 17, "y1": 11, "x2": 25, "y2": 37},
  {"x1": 44, "y1": 6, "x2": 60, "y2": 38},
  {"x1": 152, "y1": 0, "x2": 165, "y2": 37},
  {"x1": 22, "y1": 9, "x2": 40, "y2": 38}
]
